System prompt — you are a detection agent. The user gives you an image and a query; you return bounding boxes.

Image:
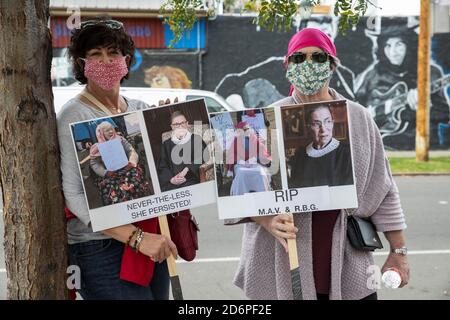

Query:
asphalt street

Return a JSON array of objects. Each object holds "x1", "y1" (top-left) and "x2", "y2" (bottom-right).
[{"x1": 1, "y1": 176, "x2": 449, "y2": 300}]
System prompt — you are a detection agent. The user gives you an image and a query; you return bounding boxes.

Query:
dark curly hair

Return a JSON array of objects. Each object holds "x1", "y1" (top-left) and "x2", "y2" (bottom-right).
[{"x1": 68, "y1": 17, "x2": 135, "y2": 84}]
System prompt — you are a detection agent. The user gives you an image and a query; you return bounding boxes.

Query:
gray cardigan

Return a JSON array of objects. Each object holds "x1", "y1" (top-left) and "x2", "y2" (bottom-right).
[
  {"x1": 227, "y1": 89, "x2": 407, "y2": 300},
  {"x1": 57, "y1": 96, "x2": 148, "y2": 244}
]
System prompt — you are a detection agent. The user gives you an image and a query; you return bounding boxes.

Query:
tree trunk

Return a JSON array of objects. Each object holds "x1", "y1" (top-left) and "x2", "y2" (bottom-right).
[
  {"x1": 0, "y1": 1, "x2": 68, "y2": 299},
  {"x1": 416, "y1": 0, "x2": 431, "y2": 161}
]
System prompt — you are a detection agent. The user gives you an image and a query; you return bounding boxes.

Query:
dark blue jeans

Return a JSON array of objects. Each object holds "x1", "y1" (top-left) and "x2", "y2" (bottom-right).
[{"x1": 68, "y1": 238, "x2": 169, "y2": 300}]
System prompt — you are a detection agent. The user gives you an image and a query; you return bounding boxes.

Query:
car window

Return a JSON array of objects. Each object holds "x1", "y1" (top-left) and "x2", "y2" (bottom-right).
[{"x1": 186, "y1": 95, "x2": 227, "y2": 113}]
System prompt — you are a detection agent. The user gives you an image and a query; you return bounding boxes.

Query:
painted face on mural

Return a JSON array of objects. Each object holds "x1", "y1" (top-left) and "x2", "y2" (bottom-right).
[
  {"x1": 150, "y1": 73, "x2": 172, "y2": 88},
  {"x1": 308, "y1": 107, "x2": 334, "y2": 149},
  {"x1": 384, "y1": 37, "x2": 407, "y2": 66}
]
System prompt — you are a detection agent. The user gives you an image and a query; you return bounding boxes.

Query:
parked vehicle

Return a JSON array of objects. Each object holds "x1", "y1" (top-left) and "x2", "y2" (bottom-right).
[{"x1": 52, "y1": 86, "x2": 238, "y2": 114}]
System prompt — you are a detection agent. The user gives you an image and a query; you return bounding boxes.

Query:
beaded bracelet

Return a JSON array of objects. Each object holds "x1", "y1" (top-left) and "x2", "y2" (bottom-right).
[
  {"x1": 127, "y1": 229, "x2": 138, "y2": 246},
  {"x1": 131, "y1": 228, "x2": 143, "y2": 251},
  {"x1": 136, "y1": 232, "x2": 145, "y2": 253},
  {"x1": 133, "y1": 229, "x2": 144, "y2": 253}
]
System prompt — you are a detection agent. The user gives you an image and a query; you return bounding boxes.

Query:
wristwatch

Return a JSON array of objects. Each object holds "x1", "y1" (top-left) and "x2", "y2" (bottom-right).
[{"x1": 391, "y1": 246, "x2": 408, "y2": 256}]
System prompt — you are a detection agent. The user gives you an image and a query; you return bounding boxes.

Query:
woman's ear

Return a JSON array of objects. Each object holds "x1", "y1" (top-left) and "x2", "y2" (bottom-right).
[
  {"x1": 283, "y1": 56, "x2": 289, "y2": 69},
  {"x1": 330, "y1": 60, "x2": 336, "y2": 72},
  {"x1": 76, "y1": 57, "x2": 84, "y2": 68}
]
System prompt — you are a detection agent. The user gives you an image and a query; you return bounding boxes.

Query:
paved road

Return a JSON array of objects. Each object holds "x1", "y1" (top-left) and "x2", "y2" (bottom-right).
[{"x1": 1, "y1": 176, "x2": 450, "y2": 299}]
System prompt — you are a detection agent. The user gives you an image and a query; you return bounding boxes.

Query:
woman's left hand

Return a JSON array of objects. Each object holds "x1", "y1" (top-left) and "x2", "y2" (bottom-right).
[
  {"x1": 381, "y1": 253, "x2": 410, "y2": 287},
  {"x1": 158, "y1": 97, "x2": 179, "y2": 106}
]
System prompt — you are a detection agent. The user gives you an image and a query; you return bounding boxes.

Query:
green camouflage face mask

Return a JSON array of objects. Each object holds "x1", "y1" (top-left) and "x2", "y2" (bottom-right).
[{"x1": 286, "y1": 60, "x2": 333, "y2": 95}]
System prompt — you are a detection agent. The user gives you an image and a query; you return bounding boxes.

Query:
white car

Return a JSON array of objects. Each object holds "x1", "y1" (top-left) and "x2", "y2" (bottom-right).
[{"x1": 52, "y1": 86, "x2": 239, "y2": 114}]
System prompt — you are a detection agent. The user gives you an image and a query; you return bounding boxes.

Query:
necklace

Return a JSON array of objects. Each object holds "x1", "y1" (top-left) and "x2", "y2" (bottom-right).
[
  {"x1": 80, "y1": 89, "x2": 126, "y2": 115},
  {"x1": 112, "y1": 101, "x2": 123, "y2": 114},
  {"x1": 102, "y1": 97, "x2": 125, "y2": 114}
]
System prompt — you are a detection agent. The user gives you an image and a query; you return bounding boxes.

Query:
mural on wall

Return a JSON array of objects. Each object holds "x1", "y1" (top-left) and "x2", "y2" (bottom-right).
[
  {"x1": 354, "y1": 17, "x2": 450, "y2": 150},
  {"x1": 433, "y1": 32, "x2": 450, "y2": 147},
  {"x1": 204, "y1": 16, "x2": 450, "y2": 150},
  {"x1": 51, "y1": 15, "x2": 450, "y2": 150},
  {"x1": 213, "y1": 57, "x2": 286, "y2": 109},
  {"x1": 144, "y1": 65, "x2": 192, "y2": 88}
]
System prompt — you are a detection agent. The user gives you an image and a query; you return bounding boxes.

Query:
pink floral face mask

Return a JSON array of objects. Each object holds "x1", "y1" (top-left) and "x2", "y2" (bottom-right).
[{"x1": 81, "y1": 56, "x2": 129, "y2": 90}]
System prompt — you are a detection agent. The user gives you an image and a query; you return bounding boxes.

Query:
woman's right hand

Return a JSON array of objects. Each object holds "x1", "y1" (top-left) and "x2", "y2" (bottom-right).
[
  {"x1": 170, "y1": 175, "x2": 186, "y2": 185},
  {"x1": 251, "y1": 214, "x2": 298, "y2": 252},
  {"x1": 139, "y1": 233, "x2": 178, "y2": 262}
]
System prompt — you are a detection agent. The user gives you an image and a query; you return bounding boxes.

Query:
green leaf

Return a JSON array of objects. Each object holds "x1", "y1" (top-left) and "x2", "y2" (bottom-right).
[{"x1": 162, "y1": 0, "x2": 373, "y2": 40}]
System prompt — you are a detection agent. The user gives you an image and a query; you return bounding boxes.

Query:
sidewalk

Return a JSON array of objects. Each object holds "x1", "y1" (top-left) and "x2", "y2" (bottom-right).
[{"x1": 387, "y1": 150, "x2": 450, "y2": 158}]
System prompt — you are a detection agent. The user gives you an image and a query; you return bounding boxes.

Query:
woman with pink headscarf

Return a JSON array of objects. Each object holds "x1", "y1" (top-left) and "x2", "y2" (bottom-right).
[
  {"x1": 227, "y1": 28, "x2": 409, "y2": 300},
  {"x1": 90, "y1": 121, "x2": 151, "y2": 205}
]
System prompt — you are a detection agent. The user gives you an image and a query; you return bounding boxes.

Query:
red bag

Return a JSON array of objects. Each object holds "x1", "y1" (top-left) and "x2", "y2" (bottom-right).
[{"x1": 167, "y1": 210, "x2": 199, "y2": 261}]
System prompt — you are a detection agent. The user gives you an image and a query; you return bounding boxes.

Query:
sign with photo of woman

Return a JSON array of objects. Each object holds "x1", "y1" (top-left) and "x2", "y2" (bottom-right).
[
  {"x1": 142, "y1": 99, "x2": 215, "y2": 192},
  {"x1": 72, "y1": 114, "x2": 154, "y2": 212},
  {"x1": 69, "y1": 99, "x2": 216, "y2": 231},
  {"x1": 211, "y1": 100, "x2": 358, "y2": 220},
  {"x1": 283, "y1": 100, "x2": 354, "y2": 189},
  {"x1": 210, "y1": 108, "x2": 282, "y2": 200}
]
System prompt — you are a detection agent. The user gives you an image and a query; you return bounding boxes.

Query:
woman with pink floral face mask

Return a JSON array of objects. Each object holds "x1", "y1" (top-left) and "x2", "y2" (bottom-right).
[{"x1": 57, "y1": 18, "x2": 177, "y2": 300}]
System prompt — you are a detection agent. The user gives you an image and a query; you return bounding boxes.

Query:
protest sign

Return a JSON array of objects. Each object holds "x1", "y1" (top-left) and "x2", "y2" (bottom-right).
[
  {"x1": 70, "y1": 99, "x2": 215, "y2": 231},
  {"x1": 209, "y1": 100, "x2": 357, "y2": 220}
]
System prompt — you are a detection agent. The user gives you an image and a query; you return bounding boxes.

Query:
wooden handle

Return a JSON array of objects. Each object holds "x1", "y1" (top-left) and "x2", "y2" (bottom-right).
[
  {"x1": 287, "y1": 215, "x2": 299, "y2": 270},
  {"x1": 287, "y1": 238, "x2": 299, "y2": 270},
  {"x1": 79, "y1": 155, "x2": 90, "y2": 165},
  {"x1": 158, "y1": 215, "x2": 178, "y2": 277}
]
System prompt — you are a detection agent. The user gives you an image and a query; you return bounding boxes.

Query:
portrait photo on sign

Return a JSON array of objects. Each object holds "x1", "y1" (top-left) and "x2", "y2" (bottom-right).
[
  {"x1": 209, "y1": 108, "x2": 281, "y2": 198},
  {"x1": 142, "y1": 98, "x2": 214, "y2": 192},
  {"x1": 70, "y1": 112, "x2": 154, "y2": 210},
  {"x1": 281, "y1": 100, "x2": 355, "y2": 189}
]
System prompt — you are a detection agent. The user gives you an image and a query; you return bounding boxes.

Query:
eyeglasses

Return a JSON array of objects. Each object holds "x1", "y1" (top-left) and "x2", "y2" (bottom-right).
[
  {"x1": 287, "y1": 52, "x2": 330, "y2": 64},
  {"x1": 308, "y1": 119, "x2": 334, "y2": 129},
  {"x1": 171, "y1": 121, "x2": 188, "y2": 128},
  {"x1": 77, "y1": 19, "x2": 124, "y2": 31}
]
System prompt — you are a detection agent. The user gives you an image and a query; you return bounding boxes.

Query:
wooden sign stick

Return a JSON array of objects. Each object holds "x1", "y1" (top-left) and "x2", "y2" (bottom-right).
[
  {"x1": 287, "y1": 214, "x2": 303, "y2": 300},
  {"x1": 158, "y1": 215, "x2": 183, "y2": 300}
]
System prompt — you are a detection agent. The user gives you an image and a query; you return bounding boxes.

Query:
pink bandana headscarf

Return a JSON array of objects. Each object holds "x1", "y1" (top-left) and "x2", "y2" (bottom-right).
[{"x1": 285, "y1": 28, "x2": 337, "y2": 95}]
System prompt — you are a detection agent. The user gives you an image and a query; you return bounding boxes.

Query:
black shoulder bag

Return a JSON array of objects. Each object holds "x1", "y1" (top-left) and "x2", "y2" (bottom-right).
[{"x1": 347, "y1": 216, "x2": 383, "y2": 251}]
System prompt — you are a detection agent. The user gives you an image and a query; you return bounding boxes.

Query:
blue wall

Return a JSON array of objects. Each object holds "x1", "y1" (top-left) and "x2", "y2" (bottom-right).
[{"x1": 164, "y1": 19, "x2": 206, "y2": 49}]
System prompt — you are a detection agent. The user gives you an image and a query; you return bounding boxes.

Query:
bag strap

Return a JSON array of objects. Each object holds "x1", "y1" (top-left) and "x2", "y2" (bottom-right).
[{"x1": 79, "y1": 89, "x2": 117, "y2": 116}]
